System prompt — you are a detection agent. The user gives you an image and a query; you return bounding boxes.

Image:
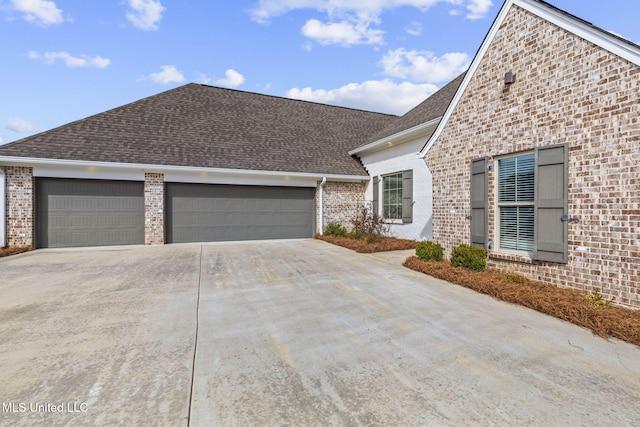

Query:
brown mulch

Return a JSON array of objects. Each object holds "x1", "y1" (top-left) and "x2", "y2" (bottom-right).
[
  {"x1": 0, "y1": 246, "x2": 32, "y2": 258},
  {"x1": 403, "y1": 256, "x2": 640, "y2": 347},
  {"x1": 315, "y1": 234, "x2": 417, "y2": 253}
]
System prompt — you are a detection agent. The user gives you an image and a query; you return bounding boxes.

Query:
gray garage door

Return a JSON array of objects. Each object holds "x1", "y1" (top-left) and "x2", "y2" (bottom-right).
[
  {"x1": 36, "y1": 178, "x2": 144, "y2": 248},
  {"x1": 166, "y1": 183, "x2": 315, "y2": 243}
]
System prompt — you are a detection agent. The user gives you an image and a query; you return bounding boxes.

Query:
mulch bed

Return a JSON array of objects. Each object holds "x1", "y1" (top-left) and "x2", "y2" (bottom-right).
[
  {"x1": 403, "y1": 256, "x2": 640, "y2": 347},
  {"x1": 0, "y1": 246, "x2": 32, "y2": 258},
  {"x1": 315, "y1": 234, "x2": 416, "y2": 253}
]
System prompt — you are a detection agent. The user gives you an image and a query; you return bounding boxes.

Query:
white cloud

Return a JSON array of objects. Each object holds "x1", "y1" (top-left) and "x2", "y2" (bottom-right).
[
  {"x1": 6, "y1": 118, "x2": 36, "y2": 133},
  {"x1": 215, "y1": 69, "x2": 245, "y2": 88},
  {"x1": 406, "y1": 21, "x2": 423, "y2": 36},
  {"x1": 27, "y1": 51, "x2": 111, "y2": 68},
  {"x1": 147, "y1": 65, "x2": 185, "y2": 84},
  {"x1": 287, "y1": 79, "x2": 439, "y2": 115},
  {"x1": 11, "y1": 0, "x2": 63, "y2": 26},
  {"x1": 302, "y1": 19, "x2": 384, "y2": 46},
  {"x1": 126, "y1": 0, "x2": 165, "y2": 31},
  {"x1": 466, "y1": 0, "x2": 492, "y2": 20},
  {"x1": 380, "y1": 48, "x2": 470, "y2": 83},
  {"x1": 249, "y1": 1, "x2": 493, "y2": 23},
  {"x1": 250, "y1": 1, "x2": 493, "y2": 46}
]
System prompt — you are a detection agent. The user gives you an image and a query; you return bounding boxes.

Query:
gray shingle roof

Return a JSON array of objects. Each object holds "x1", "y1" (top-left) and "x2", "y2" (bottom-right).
[
  {"x1": 0, "y1": 84, "x2": 396, "y2": 176},
  {"x1": 364, "y1": 73, "x2": 466, "y2": 145}
]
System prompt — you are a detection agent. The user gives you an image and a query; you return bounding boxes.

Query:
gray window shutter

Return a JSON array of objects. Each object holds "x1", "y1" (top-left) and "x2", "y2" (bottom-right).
[
  {"x1": 470, "y1": 157, "x2": 488, "y2": 248},
  {"x1": 402, "y1": 169, "x2": 413, "y2": 224},
  {"x1": 534, "y1": 144, "x2": 568, "y2": 263},
  {"x1": 372, "y1": 177, "x2": 379, "y2": 216}
]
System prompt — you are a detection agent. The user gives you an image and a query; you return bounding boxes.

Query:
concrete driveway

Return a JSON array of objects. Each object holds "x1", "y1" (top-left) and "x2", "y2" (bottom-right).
[{"x1": 1, "y1": 240, "x2": 639, "y2": 426}]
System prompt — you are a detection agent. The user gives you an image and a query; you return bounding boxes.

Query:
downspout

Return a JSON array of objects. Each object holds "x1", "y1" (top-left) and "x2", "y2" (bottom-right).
[
  {"x1": 0, "y1": 168, "x2": 5, "y2": 248},
  {"x1": 319, "y1": 177, "x2": 327, "y2": 235}
]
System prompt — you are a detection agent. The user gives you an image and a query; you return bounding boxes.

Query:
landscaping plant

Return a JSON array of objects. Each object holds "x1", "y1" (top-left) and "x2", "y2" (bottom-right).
[
  {"x1": 450, "y1": 243, "x2": 487, "y2": 272},
  {"x1": 415, "y1": 241, "x2": 444, "y2": 262}
]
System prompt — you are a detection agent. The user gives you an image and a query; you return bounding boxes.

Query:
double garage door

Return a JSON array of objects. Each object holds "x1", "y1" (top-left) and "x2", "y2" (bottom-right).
[{"x1": 36, "y1": 179, "x2": 315, "y2": 248}]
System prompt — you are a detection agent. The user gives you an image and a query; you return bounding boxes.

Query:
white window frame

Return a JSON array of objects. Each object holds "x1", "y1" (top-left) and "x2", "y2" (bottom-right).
[
  {"x1": 495, "y1": 151, "x2": 535, "y2": 256},
  {"x1": 381, "y1": 172, "x2": 403, "y2": 222}
]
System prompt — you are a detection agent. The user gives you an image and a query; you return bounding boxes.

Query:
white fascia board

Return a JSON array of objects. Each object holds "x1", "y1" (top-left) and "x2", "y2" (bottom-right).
[
  {"x1": 0, "y1": 168, "x2": 5, "y2": 247},
  {"x1": 514, "y1": 0, "x2": 640, "y2": 66},
  {"x1": 419, "y1": 0, "x2": 640, "y2": 158},
  {"x1": 0, "y1": 156, "x2": 368, "y2": 186},
  {"x1": 349, "y1": 117, "x2": 440, "y2": 156}
]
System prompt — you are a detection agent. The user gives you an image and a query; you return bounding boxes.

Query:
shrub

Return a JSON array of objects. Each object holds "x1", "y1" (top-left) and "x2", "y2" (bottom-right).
[
  {"x1": 415, "y1": 241, "x2": 444, "y2": 261},
  {"x1": 324, "y1": 222, "x2": 347, "y2": 237},
  {"x1": 450, "y1": 243, "x2": 487, "y2": 272},
  {"x1": 350, "y1": 206, "x2": 389, "y2": 240},
  {"x1": 505, "y1": 273, "x2": 525, "y2": 284},
  {"x1": 584, "y1": 290, "x2": 613, "y2": 309}
]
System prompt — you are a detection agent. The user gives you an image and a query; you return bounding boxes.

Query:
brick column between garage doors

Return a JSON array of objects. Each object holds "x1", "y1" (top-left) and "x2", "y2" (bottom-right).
[
  {"x1": 144, "y1": 173, "x2": 164, "y2": 245},
  {"x1": 4, "y1": 166, "x2": 34, "y2": 248}
]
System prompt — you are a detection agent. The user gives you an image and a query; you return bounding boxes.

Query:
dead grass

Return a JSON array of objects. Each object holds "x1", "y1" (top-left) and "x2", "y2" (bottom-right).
[
  {"x1": 0, "y1": 246, "x2": 32, "y2": 258},
  {"x1": 315, "y1": 234, "x2": 416, "y2": 253},
  {"x1": 403, "y1": 256, "x2": 640, "y2": 347}
]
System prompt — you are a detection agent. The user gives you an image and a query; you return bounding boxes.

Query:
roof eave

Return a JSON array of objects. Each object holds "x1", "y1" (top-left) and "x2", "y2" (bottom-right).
[{"x1": 349, "y1": 117, "x2": 441, "y2": 156}]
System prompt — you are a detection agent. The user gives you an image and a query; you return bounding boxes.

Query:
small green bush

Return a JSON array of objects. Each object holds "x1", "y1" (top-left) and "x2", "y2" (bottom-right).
[
  {"x1": 450, "y1": 243, "x2": 487, "y2": 272},
  {"x1": 506, "y1": 273, "x2": 525, "y2": 284},
  {"x1": 324, "y1": 222, "x2": 347, "y2": 236},
  {"x1": 415, "y1": 241, "x2": 444, "y2": 261}
]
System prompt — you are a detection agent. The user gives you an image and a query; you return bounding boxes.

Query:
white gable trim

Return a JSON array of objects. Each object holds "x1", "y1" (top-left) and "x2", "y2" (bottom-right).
[
  {"x1": 349, "y1": 117, "x2": 440, "y2": 156},
  {"x1": 419, "y1": 0, "x2": 640, "y2": 158}
]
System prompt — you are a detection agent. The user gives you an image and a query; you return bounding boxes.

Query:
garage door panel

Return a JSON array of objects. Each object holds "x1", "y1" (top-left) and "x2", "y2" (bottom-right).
[
  {"x1": 166, "y1": 183, "x2": 315, "y2": 243},
  {"x1": 37, "y1": 179, "x2": 144, "y2": 248}
]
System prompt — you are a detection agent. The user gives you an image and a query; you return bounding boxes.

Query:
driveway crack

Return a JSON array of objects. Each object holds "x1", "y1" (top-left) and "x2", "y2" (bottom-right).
[{"x1": 187, "y1": 244, "x2": 203, "y2": 426}]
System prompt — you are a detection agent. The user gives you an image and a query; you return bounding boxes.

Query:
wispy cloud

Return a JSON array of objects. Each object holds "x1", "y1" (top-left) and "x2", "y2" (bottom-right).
[
  {"x1": 11, "y1": 0, "x2": 63, "y2": 26},
  {"x1": 249, "y1": 1, "x2": 493, "y2": 46},
  {"x1": 380, "y1": 48, "x2": 470, "y2": 83},
  {"x1": 215, "y1": 69, "x2": 245, "y2": 88},
  {"x1": 302, "y1": 19, "x2": 384, "y2": 46},
  {"x1": 146, "y1": 65, "x2": 185, "y2": 84},
  {"x1": 406, "y1": 22, "x2": 423, "y2": 37},
  {"x1": 6, "y1": 118, "x2": 36, "y2": 133},
  {"x1": 287, "y1": 80, "x2": 439, "y2": 115},
  {"x1": 27, "y1": 51, "x2": 111, "y2": 68},
  {"x1": 126, "y1": 0, "x2": 165, "y2": 31}
]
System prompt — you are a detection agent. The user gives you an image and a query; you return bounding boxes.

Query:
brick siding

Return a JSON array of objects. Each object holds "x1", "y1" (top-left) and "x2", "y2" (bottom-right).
[
  {"x1": 144, "y1": 173, "x2": 164, "y2": 245},
  {"x1": 424, "y1": 6, "x2": 640, "y2": 307},
  {"x1": 4, "y1": 166, "x2": 33, "y2": 248},
  {"x1": 317, "y1": 181, "x2": 366, "y2": 233}
]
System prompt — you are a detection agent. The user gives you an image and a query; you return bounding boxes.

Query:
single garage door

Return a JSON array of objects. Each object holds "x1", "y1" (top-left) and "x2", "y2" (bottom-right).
[
  {"x1": 166, "y1": 183, "x2": 315, "y2": 243},
  {"x1": 36, "y1": 178, "x2": 144, "y2": 248}
]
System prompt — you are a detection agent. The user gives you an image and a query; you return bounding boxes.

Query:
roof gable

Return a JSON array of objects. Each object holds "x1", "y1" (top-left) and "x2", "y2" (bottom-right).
[
  {"x1": 0, "y1": 84, "x2": 396, "y2": 177},
  {"x1": 419, "y1": 0, "x2": 640, "y2": 157}
]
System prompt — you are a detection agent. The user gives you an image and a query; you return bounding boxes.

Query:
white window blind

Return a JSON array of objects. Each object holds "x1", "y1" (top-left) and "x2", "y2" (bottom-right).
[{"x1": 498, "y1": 153, "x2": 534, "y2": 251}]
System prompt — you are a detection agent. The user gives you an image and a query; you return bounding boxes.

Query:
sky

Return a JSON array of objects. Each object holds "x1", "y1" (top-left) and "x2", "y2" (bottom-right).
[{"x1": 1, "y1": 0, "x2": 639, "y2": 145}]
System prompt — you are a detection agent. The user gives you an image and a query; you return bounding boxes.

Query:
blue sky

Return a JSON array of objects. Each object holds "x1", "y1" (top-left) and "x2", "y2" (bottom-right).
[{"x1": 1, "y1": 0, "x2": 639, "y2": 144}]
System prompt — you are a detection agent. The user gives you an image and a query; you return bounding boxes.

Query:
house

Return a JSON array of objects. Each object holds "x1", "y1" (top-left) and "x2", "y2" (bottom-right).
[
  {"x1": 415, "y1": 0, "x2": 640, "y2": 307},
  {"x1": 2, "y1": 0, "x2": 639, "y2": 308},
  {"x1": 0, "y1": 86, "x2": 397, "y2": 248}
]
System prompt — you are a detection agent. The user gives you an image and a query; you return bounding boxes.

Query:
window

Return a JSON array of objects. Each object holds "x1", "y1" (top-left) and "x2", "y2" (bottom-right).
[
  {"x1": 382, "y1": 173, "x2": 403, "y2": 220},
  {"x1": 470, "y1": 144, "x2": 568, "y2": 263},
  {"x1": 498, "y1": 153, "x2": 535, "y2": 252}
]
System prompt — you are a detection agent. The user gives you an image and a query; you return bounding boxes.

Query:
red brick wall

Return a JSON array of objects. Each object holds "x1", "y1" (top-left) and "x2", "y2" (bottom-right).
[{"x1": 425, "y1": 6, "x2": 640, "y2": 307}]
